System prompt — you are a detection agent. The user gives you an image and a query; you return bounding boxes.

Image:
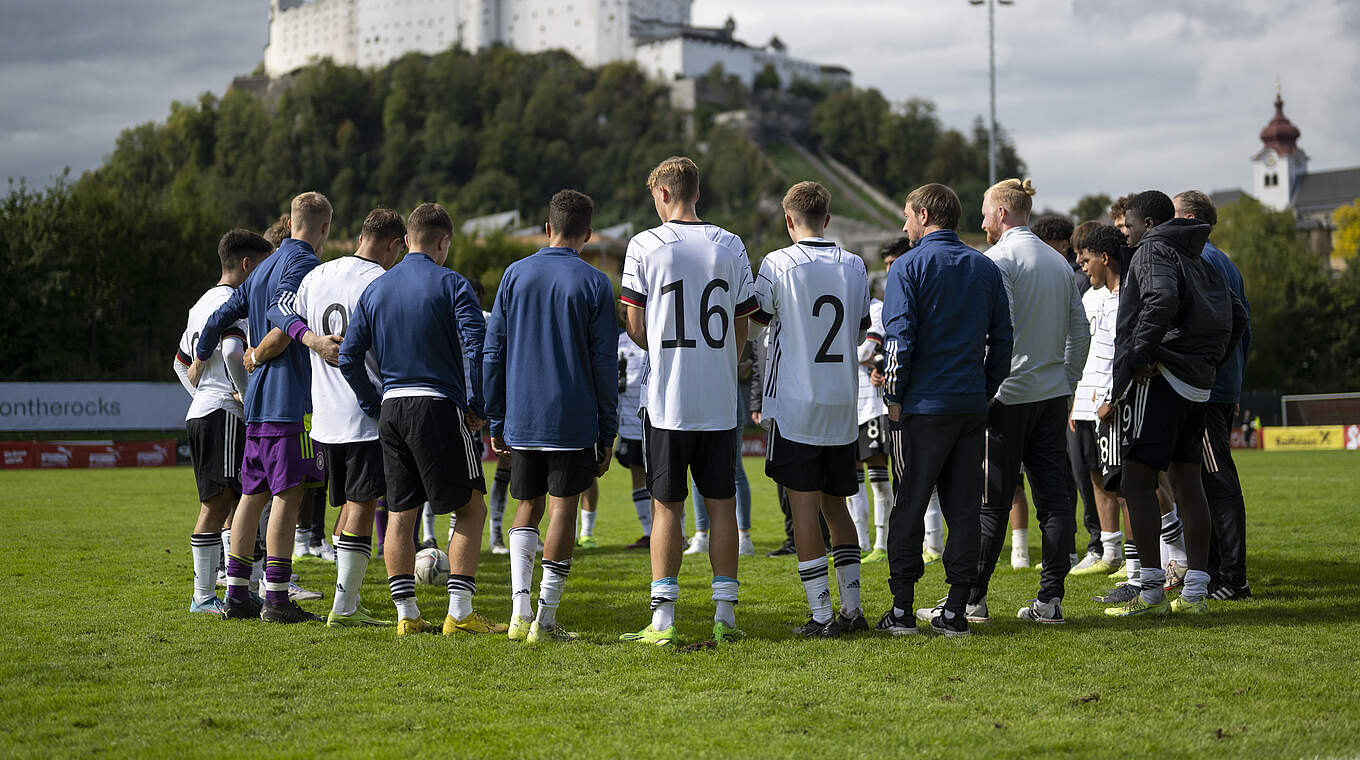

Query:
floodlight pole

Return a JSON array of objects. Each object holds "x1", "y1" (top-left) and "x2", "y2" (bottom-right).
[{"x1": 971, "y1": 0, "x2": 1013, "y2": 186}]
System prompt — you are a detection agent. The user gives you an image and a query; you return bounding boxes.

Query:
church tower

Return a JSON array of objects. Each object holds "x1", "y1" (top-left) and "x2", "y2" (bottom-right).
[{"x1": 1251, "y1": 84, "x2": 1308, "y2": 211}]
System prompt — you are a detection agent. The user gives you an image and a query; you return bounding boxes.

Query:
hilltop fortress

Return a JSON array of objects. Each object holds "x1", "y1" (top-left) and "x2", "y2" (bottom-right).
[{"x1": 264, "y1": 0, "x2": 850, "y2": 89}]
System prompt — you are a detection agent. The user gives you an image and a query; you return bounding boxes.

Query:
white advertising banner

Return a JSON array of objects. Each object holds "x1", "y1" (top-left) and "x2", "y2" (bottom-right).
[{"x1": 0, "y1": 383, "x2": 191, "y2": 431}]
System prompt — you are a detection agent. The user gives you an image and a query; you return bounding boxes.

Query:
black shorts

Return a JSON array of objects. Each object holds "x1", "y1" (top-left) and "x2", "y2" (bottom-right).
[
  {"x1": 323, "y1": 440, "x2": 386, "y2": 506},
  {"x1": 615, "y1": 437, "x2": 644, "y2": 469},
  {"x1": 186, "y1": 409, "x2": 245, "y2": 502},
  {"x1": 378, "y1": 397, "x2": 486, "y2": 514},
  {"x1": 766, "y1": 423, "x2": 858, "y2": 497},
  {"x1": 1120, "y1": 374, "x2": 1207, "y2": 472},
  {"x1": 510, "y1": 447, "x2": 597, "y2": 500},
  {"x1": 856, "y1": 415, "x2": 890, "y2": 461},
  {"x1": 1097, "y1": 416, "x2": 1123, "y2": 491},
  {"x1": 1071, "y1": 420, "x2": 1100, "y2": 473},
  {"x1": 642, "y1": 410, "x2": 736, "y2": 502}
]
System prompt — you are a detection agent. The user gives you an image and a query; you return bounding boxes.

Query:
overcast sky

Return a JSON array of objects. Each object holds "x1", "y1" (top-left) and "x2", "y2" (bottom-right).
[{"x1": 2, "y1": 0, "x2": 1357, "y2": 215}]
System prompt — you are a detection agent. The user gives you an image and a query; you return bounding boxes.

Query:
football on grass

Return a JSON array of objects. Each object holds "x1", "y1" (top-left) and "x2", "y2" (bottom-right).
[{"x1": 414, "y1": 547, "x2": 449, "y2": 586}]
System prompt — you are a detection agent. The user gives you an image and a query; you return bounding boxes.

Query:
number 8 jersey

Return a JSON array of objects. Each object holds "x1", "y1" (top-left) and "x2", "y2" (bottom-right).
[
  {"x1": 752, "y1": 238, "x2": 870, "y2": 446},
  {"x1": 621, "y1": 221, "x2": 758, "y2": 431},
  {"x1": 295, "y1": 255, "x2": 386, "y2": 444}
]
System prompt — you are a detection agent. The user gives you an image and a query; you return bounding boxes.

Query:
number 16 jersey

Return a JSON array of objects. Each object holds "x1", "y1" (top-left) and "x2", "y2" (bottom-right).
[
  {"x1": 621, "y1": 221, "x2": 757, "y2": 431},
  {"x1": 295, "y1": 255, "x2": 386, "y2": 444},
  {"x1": 753, "y1": 239, "x2": 870, "y2": 446}
]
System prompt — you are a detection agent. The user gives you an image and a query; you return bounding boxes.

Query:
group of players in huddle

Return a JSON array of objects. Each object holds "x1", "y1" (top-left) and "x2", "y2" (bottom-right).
[{"x1": 176, "y1": 154, "x2": 1251, "y2": 643}]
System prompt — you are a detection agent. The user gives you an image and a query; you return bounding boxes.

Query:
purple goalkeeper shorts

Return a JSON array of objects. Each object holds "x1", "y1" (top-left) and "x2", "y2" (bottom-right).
[{"x1": 240, "y1": 423, "x2": 324, "y2": 496}]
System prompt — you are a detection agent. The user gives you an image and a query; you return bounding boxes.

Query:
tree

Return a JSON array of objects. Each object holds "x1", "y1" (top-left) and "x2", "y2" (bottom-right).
[
  {"x1": 1214, "y1": 196, "x2": 1338, "y2": 392},
  {"x1": 1331, "y1": 198, "x2": 1360, "y2": 261},
  {"x1": 753, "y1": 63, "x2": 781, "y2": 94},
  {"x1": 1071, "y1": 193, "x2": 1111, "y2": 223}
]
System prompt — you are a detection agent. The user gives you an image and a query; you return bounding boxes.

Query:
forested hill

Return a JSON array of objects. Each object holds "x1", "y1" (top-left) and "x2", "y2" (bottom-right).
[{"x1": 1, "y1": 45, "x2": 1023, "y2": 382}]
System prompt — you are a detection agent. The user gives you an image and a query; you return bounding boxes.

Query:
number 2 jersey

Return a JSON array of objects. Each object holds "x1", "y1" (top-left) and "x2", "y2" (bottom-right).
[
  {"x1": 620, "y1": 221, "x2": 757, "y2": 431},
  {"x1": 753, "y1": 238, "x2": 870, "y2": 446},
  {"x1": 295, "y1": 255, "x2": 386, "y2": 444}
]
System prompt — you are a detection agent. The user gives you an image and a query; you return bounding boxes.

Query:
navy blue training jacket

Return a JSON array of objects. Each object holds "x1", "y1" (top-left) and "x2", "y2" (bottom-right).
[
  {"x1": 483, "y1": 247, "x2": 618, "y2": 449},
  {"x1": 882, "y1": 230, "x2": 1013, "y2": 415},
  {"x1": 338, "y1": 252, "x2": 485, "y2": 418}
]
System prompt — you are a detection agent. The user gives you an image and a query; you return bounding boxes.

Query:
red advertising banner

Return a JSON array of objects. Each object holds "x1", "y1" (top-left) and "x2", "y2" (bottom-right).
[
  {"x1": 1, "y1": 440, "x2": 176, "y2": 469},
  {"x1": 0, "y1": 441, "x2": 36, "y2": 469}
]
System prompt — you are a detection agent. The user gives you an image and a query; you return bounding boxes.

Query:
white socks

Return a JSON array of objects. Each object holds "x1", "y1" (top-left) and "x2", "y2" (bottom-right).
[
  {"x1": 651, "y1": 577, "x2": 679, "y2": 630},
  {"x1": 632, "y1": 488, "x2": 652, "y2": 535},
  {"x1": 1139, "y1": 566, "x2": 1166, "y2": 603},
  {"x1": 1182, "y1": 569, "x2": 1210, "y2": 603},
  {"x1": 579, "y1": 510, "x2": 597, "y2": 540},
  {"x1": 332, "y1": 533, "x2": 372, "y2": 617},
  {"x1": 1100, "y1": 531, "x2": 1124, "y2": 563},
  {"x1": 869, "y1": 466, "x2": 892, "y2": 551},
  {"x1": 1161, "y1": 508, "x2": 1187, "y2": 566},
  {"x1": 832, "y1": 545, "x2": 862, "y2": 616},
  {"x1": 293, "y1": 527, "x2": 309, "y2": 557},
  {"x1": 1126, "y1": 540, "x2": 1142, "y2": 584},
  {"x1": 923, "y1": 488, "x2": 943, "y2": 554},
  {"x1": 711, "y1": 575, "x2": 738, "y2": 627},
  {"x1": 190, "y1": 533, "x2": 221, "y2": 603},
  {"x1": 420, "y1": 503, "x2": 436, "y2": 544},
  {"x1": 508, "y1": 526, "x2": 538, "y2": 620},
  {"x1": 798, "y1": 557, "x2": 833, "y2": 624},
  {"x1": 848, "y1": 471, "x2": 870, "y2": 551},
  {"x1": 536, "y1": 558, "x2": 571, "y2": 627},
  {"x1": 394, "y1": 596, "x2": 419, "y2": 620}
]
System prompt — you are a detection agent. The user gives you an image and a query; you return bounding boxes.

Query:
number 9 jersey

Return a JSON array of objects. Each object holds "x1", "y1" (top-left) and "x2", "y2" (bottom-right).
[
  {"x1": 620, "y1": 221, "x2": 757, "y2": 431},
  {"x1": 752, "y1": 239, "x2": 871, "y2": 446},
  {"x1": 295, "y1": 256, "x2": 387, "y2": 444}
]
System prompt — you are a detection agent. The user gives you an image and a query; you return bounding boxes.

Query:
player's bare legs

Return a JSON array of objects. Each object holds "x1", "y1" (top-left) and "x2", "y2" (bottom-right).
[
  {"x1": 448, "y1": 493, "x2": 486, "y2": 580},
  {"x1": 650, "y1": 500, "x2": 686, "y2": 581},
  {"x1": 789, "y1": 490, "x2": 863, "y2": 634},
  {"x1": 1168, "y1": 461, "x2": 1212, "y2": 603},
  {"x1": 703, "y1": 496, "x2": 738, "y2": 579}
]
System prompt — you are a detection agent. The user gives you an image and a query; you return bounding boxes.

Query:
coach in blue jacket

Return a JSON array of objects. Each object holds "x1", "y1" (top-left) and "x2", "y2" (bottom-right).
[
  {"x1": 483, "y1": 189, "x2": 618, "y2": 642},
  {"x1": 1174, "y1": 190, "x2": 1253, "y2": 600},
  {"x1": 877, "y1": 183, "x2": 1013, "y2": 637}
]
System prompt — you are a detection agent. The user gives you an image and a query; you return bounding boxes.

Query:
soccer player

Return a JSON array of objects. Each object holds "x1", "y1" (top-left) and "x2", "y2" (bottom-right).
[
  {"x1": 879, "y1": 183, "x2": 1012, "y2": 637},
  {"x1": 752, "y1": 181, "x2": 871, "y2": 637},
  {"x1": 615, "y1": 311, "x2": 654, "y2": 549},
  {"x1": 339, "y1": 202, "x2": 501, "y2": 636},
  {"x1": 1069, "y1": 225, "x2": 1128, "y2": 577},
  {"x1": 1066, "y1": 219, "x2": 1108, "y2": 569},
  {"x1": 1106, "y1": 191, "x2": 1246, "y2": 618},
  {"x1": 618, "y1": 156, "x2": 757, "y2": 646},
  {"x1": 485, "y1": 189, "x2": 617, "y2": 644},
  {"x1": 853, "y1": 240, "x2": 895, "y2": 563},
  {"x1": 191, "y1": 191, "x2": 338, "y2": 624},
  {"x1": 970, "y1": 178, "x2": 1089, "y2": 626},
  {"x1": 1173, "y1": 190, "x2": 1253, "y2": 600},
  {"x1": 176, "y1": 229, "x2": 272, "y2": 615},
  {"x1": 295, "y1": 208, "x2": 407, "y2": 627}
]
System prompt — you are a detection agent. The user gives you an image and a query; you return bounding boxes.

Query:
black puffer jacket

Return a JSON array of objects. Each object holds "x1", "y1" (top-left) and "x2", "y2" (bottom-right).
[{"x1": 1113, "y1": 218, "x2": 1247, "y2": 401}]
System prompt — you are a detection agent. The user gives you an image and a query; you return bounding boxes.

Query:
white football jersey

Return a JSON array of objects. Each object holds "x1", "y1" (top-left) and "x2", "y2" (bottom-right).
[
  {"x1": 295, "y1": 256, "x2": 386, "y2": 443},
  {"x1": 621, "y1": 221, "x2": 757, "y2": 431},
  {"x1": 617, "y1": 331, "x2": 646, "y2": 440},
  {"x1": 1072, "y1": 287, "x2": 1118, "y2": 421},
  {"x1": 754, "y1": 239, "x2": 870, "y2": 446},
  {"x1": 855, "y1": 298, "x2": 887, "y2": 424},
  {"x1": 177, "y1": 285, "x2": 247, "y2": 421}
]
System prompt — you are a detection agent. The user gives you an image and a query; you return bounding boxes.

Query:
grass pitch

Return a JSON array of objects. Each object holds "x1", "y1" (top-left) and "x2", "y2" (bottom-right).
[{"x1": 1, "y1": 450, "x2": 1358, "y2": 758}]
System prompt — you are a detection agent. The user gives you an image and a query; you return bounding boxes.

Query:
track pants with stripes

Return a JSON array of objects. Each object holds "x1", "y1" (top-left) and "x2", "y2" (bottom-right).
[
  {"x1": 1203, "y1": 402, "x2": 1248, "y2": 589},
  {"x1": 972, "y1": 396, "x2": 1077, "y2": 605},
  {"x1": 886, "y1": 412, "x2": 986, "y2": 613}
]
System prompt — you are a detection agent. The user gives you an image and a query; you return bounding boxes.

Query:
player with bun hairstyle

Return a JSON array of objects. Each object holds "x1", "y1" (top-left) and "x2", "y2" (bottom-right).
[{"x1": 969, "y1": 178, "x2": 1090, "y2": 626}]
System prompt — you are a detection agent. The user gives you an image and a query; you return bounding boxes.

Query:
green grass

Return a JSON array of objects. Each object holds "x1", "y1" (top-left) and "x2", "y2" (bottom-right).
[
  {"x1": 2, "y1": 450, "x2": 1358, "y2": 758},
  {"x1": 764, "y1": 141, "x2": 896, "y2": 227}
]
